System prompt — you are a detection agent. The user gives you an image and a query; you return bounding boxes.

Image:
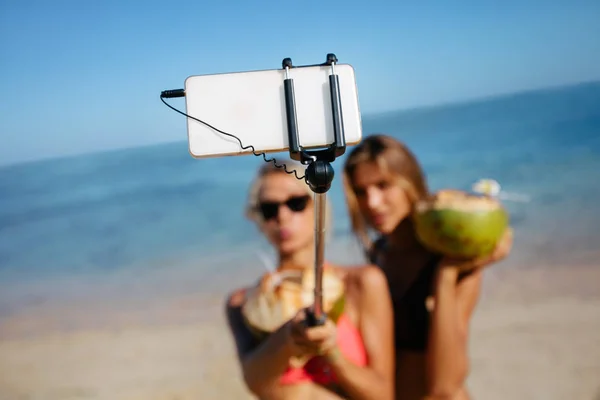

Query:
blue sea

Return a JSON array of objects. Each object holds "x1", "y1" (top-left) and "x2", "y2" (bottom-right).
[{"x1": 1, "y1": 81, "x2": 600, "y2": 323}]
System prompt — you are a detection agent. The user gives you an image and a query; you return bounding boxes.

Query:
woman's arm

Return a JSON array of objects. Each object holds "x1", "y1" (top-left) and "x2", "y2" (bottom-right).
[
  {"x1": 425, "y1": 267, "x2": 482, "y2": 398},
  {"x1": 425, "y1": 227, "x2": 513, "y2": 397},
  {"x1": 326, "y1": 266, "x2": 396, "y2": 400},
  {"x1": 225, "y1": 289, "x2": 296, "y2": 397}
]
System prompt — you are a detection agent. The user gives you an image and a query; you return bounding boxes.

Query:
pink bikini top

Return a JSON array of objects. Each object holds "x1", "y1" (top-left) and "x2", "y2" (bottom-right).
[{"x1": 279, "y1": 313, "x2": 368, "y2": 386}]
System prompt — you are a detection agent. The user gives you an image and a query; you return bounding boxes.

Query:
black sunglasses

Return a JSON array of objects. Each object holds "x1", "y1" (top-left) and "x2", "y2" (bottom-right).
[{"x1": 257, "y1": 195, "x2": 311, "y2": 221}]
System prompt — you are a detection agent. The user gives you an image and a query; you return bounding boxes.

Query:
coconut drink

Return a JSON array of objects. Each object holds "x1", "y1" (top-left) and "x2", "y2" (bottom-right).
[
  {"x1": 241, "y1": 264, "x2": 346, "y2": 340},
  {"x1": 413, "y1": 189, "x2": 509, "y2": 259}
]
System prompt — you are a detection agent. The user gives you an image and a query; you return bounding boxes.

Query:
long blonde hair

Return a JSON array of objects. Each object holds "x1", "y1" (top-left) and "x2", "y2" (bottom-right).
[
  {"x1": 245, "y1": 160, "x2": 333, "y2": 234},
  {"x1": 342, "y1": 134, "x2": 429, "y2": 251}
]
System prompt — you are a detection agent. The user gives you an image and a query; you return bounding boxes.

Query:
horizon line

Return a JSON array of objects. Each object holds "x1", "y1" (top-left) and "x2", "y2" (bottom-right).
[
  {"x1": 2, "y1": 78, "x2": 598, "y2": 170},
  {"x1": 362, "y1": 78, "x2": 600, "y2": 118}
]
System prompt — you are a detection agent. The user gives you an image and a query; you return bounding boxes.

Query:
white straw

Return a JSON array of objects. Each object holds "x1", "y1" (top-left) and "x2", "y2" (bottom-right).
[{"x1": 472, "y1": 178, "x2": 531, "y2": 203}]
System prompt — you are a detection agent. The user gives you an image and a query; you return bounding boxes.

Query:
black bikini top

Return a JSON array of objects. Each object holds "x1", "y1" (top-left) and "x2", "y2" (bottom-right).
[{"x1": 367, "y1": 237, "x2": 441, "y2": 352}]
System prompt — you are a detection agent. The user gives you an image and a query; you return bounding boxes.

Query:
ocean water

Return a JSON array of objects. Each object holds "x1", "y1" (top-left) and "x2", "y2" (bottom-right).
[{"x1": 1, "y1": 81, "x2": 599, "y2": 313}]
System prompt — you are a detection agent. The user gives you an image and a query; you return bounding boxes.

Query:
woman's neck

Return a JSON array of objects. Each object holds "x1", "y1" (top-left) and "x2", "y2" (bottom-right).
[
  {"x1": 278, "y1": 246, "x2": 314, "y2": 271},
  {"x1": 382, "y1": 218, "x2": 435, "y2": 288},
  {"x1": 388, "y1": 218, "x2": 422, "y2": 253}
]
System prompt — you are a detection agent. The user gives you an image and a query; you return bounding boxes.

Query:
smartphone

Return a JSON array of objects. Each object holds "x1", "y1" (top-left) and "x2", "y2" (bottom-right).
[{"x1": 183, "y1": 63, "x2": 363, "y2": 159}]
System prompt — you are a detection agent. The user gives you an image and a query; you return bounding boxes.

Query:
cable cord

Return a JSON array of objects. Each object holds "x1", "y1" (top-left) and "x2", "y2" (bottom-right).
[{"x1": 160, "y1": 94, "x2": 306, "y2": 181}]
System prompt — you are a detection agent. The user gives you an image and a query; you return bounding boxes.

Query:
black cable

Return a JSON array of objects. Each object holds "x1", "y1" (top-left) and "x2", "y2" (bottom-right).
[{"x1": 160, "y1": 92, "x2": 306, "y2": 181}]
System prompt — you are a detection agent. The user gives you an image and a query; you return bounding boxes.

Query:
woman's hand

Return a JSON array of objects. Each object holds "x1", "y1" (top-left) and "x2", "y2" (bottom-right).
[
  {"x1": 286, "y1": 308, "x2": 338, "y2": 360},
  {"x1": 440, "y1": 227, "x2": 514, "y2": 273}
]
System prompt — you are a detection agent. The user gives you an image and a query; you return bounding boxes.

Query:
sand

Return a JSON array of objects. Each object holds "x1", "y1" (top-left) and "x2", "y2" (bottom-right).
[
  {"x1": 466, "y1": 264, "x2": 600, "y2": 400},
  {"x1": 1, "y1": 263, "x2": 599, "y2": 400}
]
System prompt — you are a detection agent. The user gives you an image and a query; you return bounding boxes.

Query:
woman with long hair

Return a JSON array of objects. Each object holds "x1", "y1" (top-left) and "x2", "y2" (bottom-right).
[
  {"x1": 342, "y1": 134, "x2": 512, "y2": 400},
  {"x1": 225, "y1": 161, "x2": 396, "y2": 400}
]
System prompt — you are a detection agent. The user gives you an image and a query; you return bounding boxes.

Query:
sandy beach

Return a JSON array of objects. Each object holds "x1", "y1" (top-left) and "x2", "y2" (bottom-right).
[
  {"x1": 1, "y1": 260, "x2": 599, "y2": 400},
  {"x1": 2, "y1": 78, "x2": 600, "y2": 400}
]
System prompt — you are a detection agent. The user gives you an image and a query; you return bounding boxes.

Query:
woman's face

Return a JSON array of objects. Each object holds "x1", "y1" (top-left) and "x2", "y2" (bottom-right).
[
  {"x1": 350, "y1": 161, "x2": 411, "y2": 235},
  {"x1": 256, "y1": 172, "x2": 314, "y2": 255}
]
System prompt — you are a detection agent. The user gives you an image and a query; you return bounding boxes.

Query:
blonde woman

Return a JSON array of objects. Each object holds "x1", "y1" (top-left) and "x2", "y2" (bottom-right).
[{"x1": 225, "y1": 161, "x2": 395, "y2": 400}]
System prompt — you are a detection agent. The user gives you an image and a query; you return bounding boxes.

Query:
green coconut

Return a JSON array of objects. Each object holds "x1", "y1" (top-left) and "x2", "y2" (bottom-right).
[
  {"x1": 241, "y1": 265, "x2": 346, "y2": 341},
  {"x1": 413, "y1": 189, "x2": 509, "y2": 259}
]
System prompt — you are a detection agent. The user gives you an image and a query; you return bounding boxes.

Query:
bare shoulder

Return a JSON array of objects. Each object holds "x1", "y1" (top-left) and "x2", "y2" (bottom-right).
[
  {"x1": 342, "y1": 264, "x2": 389, "y2": 294},
  {"x1": 226, "y1": 287, "x2": 247, "y2": 309},
  {"x1": 224, "y1": 287, "x2": 248, "y2": 328},
  {"x1": 343, "y1": 264, "x2": 393, "y2": 327}
]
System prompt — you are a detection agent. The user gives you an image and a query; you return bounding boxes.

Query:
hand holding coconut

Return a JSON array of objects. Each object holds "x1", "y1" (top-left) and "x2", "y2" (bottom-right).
[
  {"x1": 438, "y1": 226, "x2": 513, "y2": 273},
  {"x1": 413, "y1": 189, "x2": 513, "y2": 273},
  {"x1": 241, "y1": 265, "x2": 346, "y2": 367}
]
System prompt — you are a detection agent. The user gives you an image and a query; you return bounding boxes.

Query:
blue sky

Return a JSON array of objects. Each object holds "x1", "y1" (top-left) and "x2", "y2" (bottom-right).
[{"x1": 1, "y1": 0, "x2": 599, "y2": 166}]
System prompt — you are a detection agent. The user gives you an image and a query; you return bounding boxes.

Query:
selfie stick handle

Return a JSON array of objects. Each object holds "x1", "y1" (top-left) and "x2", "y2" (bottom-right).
[{"x1": 282, "y1": 54, "x2": 346, "y2": 327}]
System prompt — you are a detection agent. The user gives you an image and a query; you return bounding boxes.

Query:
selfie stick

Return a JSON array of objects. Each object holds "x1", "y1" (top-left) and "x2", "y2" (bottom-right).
[
  {"x1": 158, "y1": 53, "x2": 348, "y2": 328},
  {"x1": 282, "y1": 54, "x2": 346, "y2": 327}
]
